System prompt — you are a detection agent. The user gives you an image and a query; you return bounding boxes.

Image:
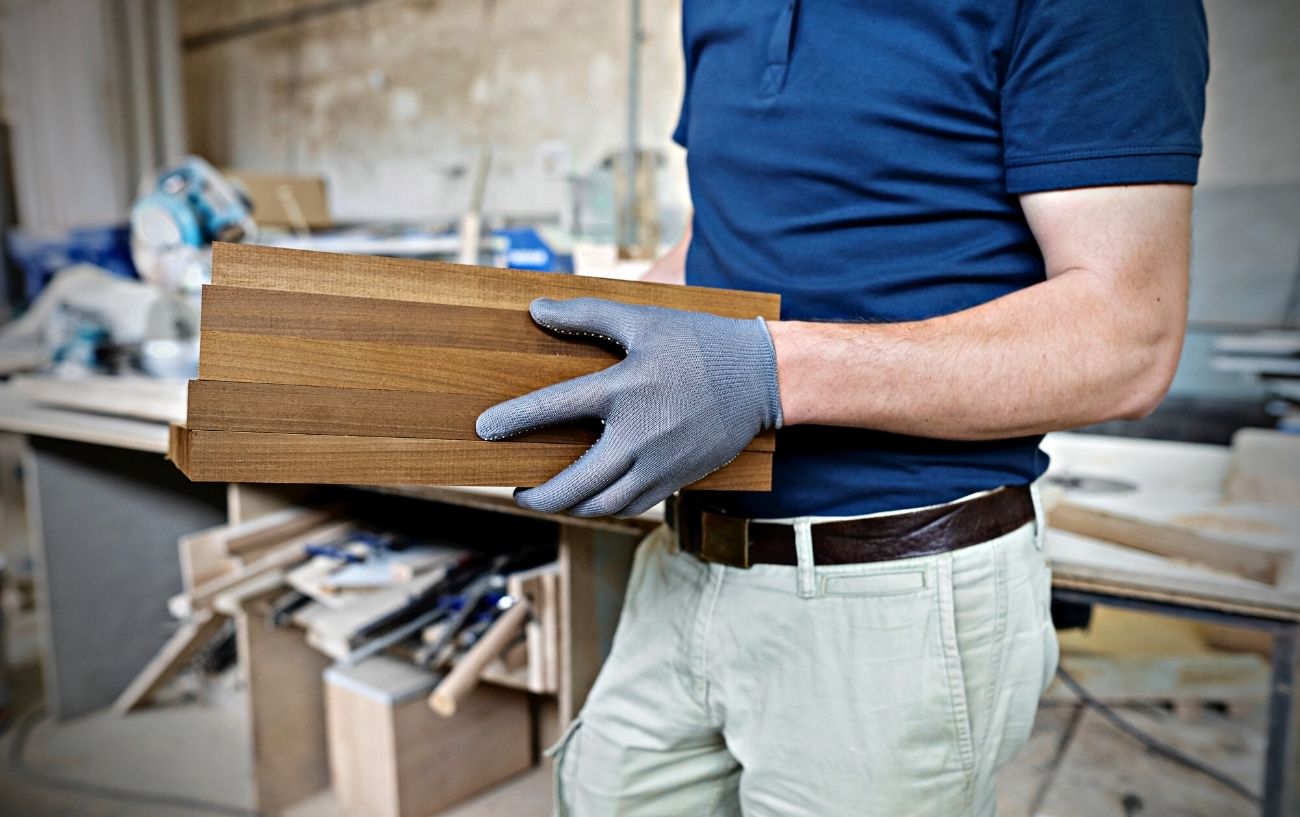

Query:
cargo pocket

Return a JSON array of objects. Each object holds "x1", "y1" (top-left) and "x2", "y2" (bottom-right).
[{"x1": 545, "y1": 718, "x2": 583, "y2": 816}]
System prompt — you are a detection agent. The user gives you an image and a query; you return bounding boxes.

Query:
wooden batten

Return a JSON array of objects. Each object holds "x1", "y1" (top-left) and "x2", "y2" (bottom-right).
[
  {"x1": 211, "y1": 242, "x2": 781, "y2": 320},
  {"x1": 169, "y1": 427, "x2": 772, "y2": 490},
  {"x1": 175, "y1": 244, "x2": 780, "y2": 492}
]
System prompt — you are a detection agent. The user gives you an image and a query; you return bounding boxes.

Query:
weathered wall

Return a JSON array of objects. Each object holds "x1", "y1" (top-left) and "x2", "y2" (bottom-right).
[{"x1": 181, "y1": 0, "x2": 688, "y2": 226}]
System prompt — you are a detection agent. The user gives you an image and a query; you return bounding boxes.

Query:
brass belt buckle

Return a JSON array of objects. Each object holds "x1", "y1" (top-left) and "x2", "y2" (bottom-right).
[{"x1": 699, "y1": 511, "x2": 751, "y2": 568}]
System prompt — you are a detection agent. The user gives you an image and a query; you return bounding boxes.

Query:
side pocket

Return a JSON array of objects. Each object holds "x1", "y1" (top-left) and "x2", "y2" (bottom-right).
[
  {"x1": 935, "y1": 556, "x2": 978, "y2": 798},
  {"x1": 545, "y1": 718, "x2": 584, "y2": 817}
]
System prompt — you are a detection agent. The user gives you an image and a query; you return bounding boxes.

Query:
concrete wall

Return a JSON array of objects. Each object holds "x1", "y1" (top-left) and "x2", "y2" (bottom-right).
[{"x1": 181, "y1": 0, "x2": 688, "y2": 227}]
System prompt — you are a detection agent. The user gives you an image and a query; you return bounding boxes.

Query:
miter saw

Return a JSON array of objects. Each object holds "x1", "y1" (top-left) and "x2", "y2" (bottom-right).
[{"x1": 130, "y1": 155, "x2": 257, "y2": 293}]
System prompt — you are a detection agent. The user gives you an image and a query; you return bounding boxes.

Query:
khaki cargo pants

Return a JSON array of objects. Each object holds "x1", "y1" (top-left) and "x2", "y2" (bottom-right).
[{"x1": 549, "y1": 490, "x2": 1059, "y2": 816}]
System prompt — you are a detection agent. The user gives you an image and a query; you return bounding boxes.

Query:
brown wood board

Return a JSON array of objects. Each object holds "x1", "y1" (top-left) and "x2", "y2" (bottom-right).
[
  {"x1": 170, "y1": 427, "x2": 772, "y2": 490},
  {"x1": 185, "y1": 243, "x2": 779, "y2": 491},
  {"x1": 201, "y1": 284, "x2": 617, "y2": 359},
  {"x1": 211, "y1": 242, "x2": 780, "y2": 320},
  {"x1": 198, "y1": 330, "x2": 613, "y2": 397},
  {"x1": 186, "y1": 380, "x2": 774, "y2": 452}
]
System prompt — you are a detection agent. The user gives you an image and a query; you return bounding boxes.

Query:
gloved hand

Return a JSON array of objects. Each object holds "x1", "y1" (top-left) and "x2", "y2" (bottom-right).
[{"x1": 476, "y1": 297, "x2": 783, "y2": 518}]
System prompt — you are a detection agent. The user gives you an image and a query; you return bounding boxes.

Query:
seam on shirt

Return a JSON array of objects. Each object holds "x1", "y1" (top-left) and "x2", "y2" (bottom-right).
[{"x1": 1005, "y1": 145, "x2": 1202, "y2": 167}]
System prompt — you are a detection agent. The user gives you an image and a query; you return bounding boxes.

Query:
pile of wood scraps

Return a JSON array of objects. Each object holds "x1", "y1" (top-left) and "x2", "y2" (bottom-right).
[
  {"x1": 116, "y1": 504, "x2": 561, "y2": 720},
  {"x1": 168, "y1": 242, "x2": 777, "y2": 489},
  {"x1": 114, "y1": 506, "x2": 347, "y2": 714}
]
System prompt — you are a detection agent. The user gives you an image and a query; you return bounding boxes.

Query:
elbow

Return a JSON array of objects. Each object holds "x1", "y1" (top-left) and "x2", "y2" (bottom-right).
[{"x1": 1110, "y1": 332, "x2": 1184, "y2": 421}]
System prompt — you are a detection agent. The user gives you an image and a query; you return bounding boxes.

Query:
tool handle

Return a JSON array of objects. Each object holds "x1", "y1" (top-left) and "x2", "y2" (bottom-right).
[{"x1": 428, "y1": 600, "x2": 529, "y2": 717}]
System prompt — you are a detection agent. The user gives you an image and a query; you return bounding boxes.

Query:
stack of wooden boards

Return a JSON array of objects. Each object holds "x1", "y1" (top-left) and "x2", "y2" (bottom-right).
[{"x1": 170, "y1": 243, "x2": 778, "y2": 489}]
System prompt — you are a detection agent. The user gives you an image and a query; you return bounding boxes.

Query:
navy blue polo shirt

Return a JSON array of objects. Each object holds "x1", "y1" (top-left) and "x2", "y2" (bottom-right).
[{"x1": 678, "y1": 0, "x2": 1209, "y2": 518}]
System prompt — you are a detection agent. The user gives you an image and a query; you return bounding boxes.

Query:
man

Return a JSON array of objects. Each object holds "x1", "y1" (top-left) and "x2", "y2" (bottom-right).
[{"x1": 478, "y1": 1, "x2": 1208, "y2": 814}]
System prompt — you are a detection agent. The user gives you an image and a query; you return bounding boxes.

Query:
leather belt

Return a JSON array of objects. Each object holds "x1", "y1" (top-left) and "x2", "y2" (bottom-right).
[{"x1": 670, "y1": 485, "x2": 1035, "y2": 569}]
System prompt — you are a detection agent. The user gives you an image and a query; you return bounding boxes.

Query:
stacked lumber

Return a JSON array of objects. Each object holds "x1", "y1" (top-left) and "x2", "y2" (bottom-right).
[{"x1": 170, "y1": 243, "x2": 778, "y2": 489}]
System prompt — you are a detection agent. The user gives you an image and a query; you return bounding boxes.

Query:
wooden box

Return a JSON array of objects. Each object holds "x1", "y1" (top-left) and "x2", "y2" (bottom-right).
[{"x1": 325, "y1": 657, "x2": 534, "y2": 817}]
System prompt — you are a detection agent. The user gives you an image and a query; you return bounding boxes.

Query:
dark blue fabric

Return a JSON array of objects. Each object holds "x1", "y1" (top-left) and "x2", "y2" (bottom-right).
[{"x1": 677, "y1": 0, "x2": 1208, "y2": 518}]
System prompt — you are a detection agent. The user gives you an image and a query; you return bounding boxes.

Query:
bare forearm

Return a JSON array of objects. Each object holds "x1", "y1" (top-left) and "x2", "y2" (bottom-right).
[
  {"x1": 770, "y1": 275, "x2": 1181, "y2": 439},
  {"x1": 769, "y1": 186, "x2": 1192, "y2": 439}
]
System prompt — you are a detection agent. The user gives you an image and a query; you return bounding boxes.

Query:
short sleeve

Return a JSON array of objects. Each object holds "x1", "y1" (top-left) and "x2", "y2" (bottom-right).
[{"x1": 1001, "y1": 0, "x2": 1209, "y2": 194}]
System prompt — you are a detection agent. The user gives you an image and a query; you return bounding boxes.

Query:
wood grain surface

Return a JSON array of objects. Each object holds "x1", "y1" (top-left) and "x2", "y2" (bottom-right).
[
  {"x1": 170, "y1": 427, "x2": 773, "y2": 490},
  {"x1": 199, "y1": 330, "x2": 611, "y2": 397},
  {"x1": 186, "y1": 380, "x2": 775, "y2": 452},
  {"x1": 211, "y1": 242, "x2": 781, "y2": 320},
  {"x1": 182, "y1": 243, "x2": 780, "y2": 492},
  {"x1": 201, "y1": 285, "x2": 617, "y2": 359}
]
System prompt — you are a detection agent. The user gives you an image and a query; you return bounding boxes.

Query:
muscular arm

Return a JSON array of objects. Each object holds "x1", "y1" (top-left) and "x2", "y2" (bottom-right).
[{"x1": 768, "y1": 184, "x2": 1191, "y2": 439}]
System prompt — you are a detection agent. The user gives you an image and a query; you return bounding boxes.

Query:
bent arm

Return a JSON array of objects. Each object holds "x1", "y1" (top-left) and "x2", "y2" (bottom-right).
[
  {"x1": 640, "y1": 218, "x2": 691, "y2": 285},
  {"x1": 769, "y1": 184, "x2": 1191, "y2": 440}
]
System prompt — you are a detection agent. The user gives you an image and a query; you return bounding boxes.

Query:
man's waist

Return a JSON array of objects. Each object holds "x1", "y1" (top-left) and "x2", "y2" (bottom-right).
[{"x1": 669, "y1": 484, "x2": 1036, "y2": 569}]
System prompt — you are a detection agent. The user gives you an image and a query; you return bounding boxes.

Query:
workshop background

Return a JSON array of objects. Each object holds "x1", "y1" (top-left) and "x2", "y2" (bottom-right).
[{"x1": 0, "y1": 1, "x2": 1296, "y2": 817}]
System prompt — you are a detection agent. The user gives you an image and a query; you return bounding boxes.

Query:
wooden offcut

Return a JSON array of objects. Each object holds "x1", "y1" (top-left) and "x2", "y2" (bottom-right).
[{"x1": 172, "y1": 243, "x2": 779, "y2": 491}]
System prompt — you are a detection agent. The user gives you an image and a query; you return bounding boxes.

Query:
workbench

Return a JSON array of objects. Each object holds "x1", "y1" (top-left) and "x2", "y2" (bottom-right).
[
  {"x1": 1, "y1": 378, "x2": 1296, "y2": 814},
  {"x1": 1040, "y1": 434, "x2": 1300, "y2": 817}
]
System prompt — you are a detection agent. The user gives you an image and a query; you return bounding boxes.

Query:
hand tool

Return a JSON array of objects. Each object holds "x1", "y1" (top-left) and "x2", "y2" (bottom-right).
[{"x1": 428, "y1": 596, "x2": 530, "y2": 717}]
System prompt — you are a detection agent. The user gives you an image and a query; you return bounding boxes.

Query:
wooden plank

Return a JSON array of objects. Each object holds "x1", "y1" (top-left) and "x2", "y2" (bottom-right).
[
  {"x1": 187, "y1": 380, "x2": 774, "y2": 453},
  {"x1": 201, "y1": 285, "x2": 616, "y2": 359},
  {"x1": 227, "y1": 483, "x2": 314, "y2": 526},
  {"x1": 170, "y1": 427, "x2": 772, "y2": 490},
  {"x1": 1048, "y1": 493, "x2": 1295, "y2": 585},
  {"x1": 172, "y1": 520, "x2": 353, "y2": 616},
  {"x1": 178, "y1": 525, "x2": 238, "y2": 592},
  {"x1": 220, "y1": 506, "x2": 336, "y2": 555},
  {"x1": 189, "y1": 379, "x2": 601, "y2": 446},
  {"x1": 211, "y1": 242, "x2": 780, "y2": 320},
  {"x1": 111, "y1": 609, "x2": 227, "y2": 715},
  {"x1": 1226, "y1": 428, "x2": 1300, "y2": 505},
  {"x1": 198, "y1": 330, "x2": 611, "y2": 398}
]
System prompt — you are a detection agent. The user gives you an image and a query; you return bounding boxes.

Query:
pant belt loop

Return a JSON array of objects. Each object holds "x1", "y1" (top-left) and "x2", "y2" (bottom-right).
[{"x1": 794, "y1": 518, "x2": 816, "y2": 599}]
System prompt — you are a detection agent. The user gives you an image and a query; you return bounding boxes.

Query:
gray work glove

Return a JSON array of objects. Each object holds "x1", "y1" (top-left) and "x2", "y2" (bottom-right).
[{"x1": 476, "y1": 297, "x2": 783, "y2": 518}]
